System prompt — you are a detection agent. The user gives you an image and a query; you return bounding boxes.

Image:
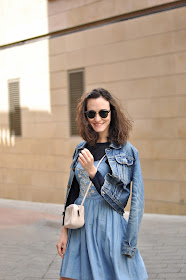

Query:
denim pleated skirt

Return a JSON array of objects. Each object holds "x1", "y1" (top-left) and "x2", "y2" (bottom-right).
[{"x1": 60, "y1": 160, "x2": 148, "y2": 280}]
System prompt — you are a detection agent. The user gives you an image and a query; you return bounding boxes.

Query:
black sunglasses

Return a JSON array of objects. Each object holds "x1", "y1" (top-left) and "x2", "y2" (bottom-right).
[{"x1": 85, "y1": 109, "x2": 111, "y2": 119}]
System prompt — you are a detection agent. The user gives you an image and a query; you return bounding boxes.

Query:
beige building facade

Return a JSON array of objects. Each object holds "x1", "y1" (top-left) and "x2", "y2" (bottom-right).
[{"x1": 0, "y1": 0, "x2": 186, "y2": 214}]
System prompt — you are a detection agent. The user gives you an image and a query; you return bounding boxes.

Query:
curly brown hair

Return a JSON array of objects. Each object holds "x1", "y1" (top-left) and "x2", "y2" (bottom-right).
[{"x1": 76, "y1": 88, "x2": 132, "y2": 146}]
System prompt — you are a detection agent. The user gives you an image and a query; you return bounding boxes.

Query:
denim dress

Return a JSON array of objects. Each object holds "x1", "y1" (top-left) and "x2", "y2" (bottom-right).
[{"x1": 60, "y1": 156, "x2": 148, "y2": 280}]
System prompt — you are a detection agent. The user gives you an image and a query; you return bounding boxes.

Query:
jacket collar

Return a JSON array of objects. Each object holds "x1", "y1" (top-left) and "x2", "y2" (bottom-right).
[
  {"x1": 77, "y1": 141, "x2": 86, "y2": 150},
  {"x1": 109, "y1": 142, "x2": 122, "y2": 149},
  {"x1": 77, "y1": 140, "x2": 122, "y2": 150}
]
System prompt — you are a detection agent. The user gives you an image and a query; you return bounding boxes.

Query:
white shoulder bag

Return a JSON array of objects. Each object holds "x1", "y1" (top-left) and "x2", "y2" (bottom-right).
[{"x1": 64, "y1": 154, "x2": 106, "y2": 229}]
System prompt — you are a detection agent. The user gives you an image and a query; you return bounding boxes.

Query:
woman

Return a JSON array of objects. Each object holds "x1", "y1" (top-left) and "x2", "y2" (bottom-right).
[{"x1": 56, "y1": 88, "x2": 148, "y2": 280}]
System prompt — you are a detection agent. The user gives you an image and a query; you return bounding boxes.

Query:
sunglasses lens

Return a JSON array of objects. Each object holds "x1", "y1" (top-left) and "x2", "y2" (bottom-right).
[
  {"x1": 87, "y1": 111, "x2": 96, "y2": 119},
  {"x1": 86, "y1": 110, "x2": 110, "y2": 119},
  {"x1": 99, "y1": 110, "x2": 109, "y2": 118}
]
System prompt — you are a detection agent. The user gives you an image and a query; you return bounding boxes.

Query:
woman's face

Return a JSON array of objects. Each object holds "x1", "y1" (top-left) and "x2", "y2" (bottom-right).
[{"x1": 86, "y1": 97, "x2": 111, "y2": 141}]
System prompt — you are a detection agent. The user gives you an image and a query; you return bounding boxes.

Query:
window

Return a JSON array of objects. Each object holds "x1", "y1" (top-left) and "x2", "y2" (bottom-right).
[
  {"x1": 8, "y1": 79, "x2": 22, "y2": 136},
  {"x1": 68, "y1": 69, "x2": 84, "y2": 136}
]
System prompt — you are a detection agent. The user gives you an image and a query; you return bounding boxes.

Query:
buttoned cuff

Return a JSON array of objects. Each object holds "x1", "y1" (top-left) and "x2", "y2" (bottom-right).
[{"x1": 122, "y1": 242, "x2": 136, "y2": 258}]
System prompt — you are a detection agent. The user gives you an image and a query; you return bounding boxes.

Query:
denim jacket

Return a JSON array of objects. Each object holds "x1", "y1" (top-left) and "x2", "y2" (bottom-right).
[{"x1": 64, "y1": 140, "x2": 144, "y2": 258}]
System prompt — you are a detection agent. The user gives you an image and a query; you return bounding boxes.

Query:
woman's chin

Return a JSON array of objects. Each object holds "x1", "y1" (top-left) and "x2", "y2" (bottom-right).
[{"x1": 93, "y1": 127, "x2": 104, "y2": 133}]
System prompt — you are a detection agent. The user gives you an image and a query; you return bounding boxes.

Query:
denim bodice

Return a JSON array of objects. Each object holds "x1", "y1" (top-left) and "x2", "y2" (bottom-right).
[{"x1": 75, "y1": 157, "x2": 110, "y2": 199}]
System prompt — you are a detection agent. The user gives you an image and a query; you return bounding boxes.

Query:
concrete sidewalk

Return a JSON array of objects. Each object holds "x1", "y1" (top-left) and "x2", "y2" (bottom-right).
[{"x1": 0, "y1": 198, "x2": 186, "y2": 280}]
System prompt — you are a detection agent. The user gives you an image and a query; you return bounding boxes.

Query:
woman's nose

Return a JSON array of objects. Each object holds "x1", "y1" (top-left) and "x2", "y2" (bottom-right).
[{"x1": 94, "y1": 112, "x2": 101, "y2": 121}]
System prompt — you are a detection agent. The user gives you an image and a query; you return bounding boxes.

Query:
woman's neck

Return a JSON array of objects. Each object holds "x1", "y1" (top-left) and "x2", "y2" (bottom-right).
[
  {"x1": 97, "y1": 136, "x2": 108, "y2": 143},
  {"x1": 97, "y1": 130, "x2": 109, "y2": 143}
]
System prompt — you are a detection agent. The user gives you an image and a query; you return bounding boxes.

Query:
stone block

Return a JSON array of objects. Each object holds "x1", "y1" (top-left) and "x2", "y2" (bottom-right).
[
  {"x1": 103, "y1": 53, "x2": 176, "y2": 83},
  {"x1": 49, "y1": 36, "x2": 66, "y2": 56},
  {"x1": 103, "y1": 42, "x2": 129, "y2": 64},
  {"x1": 177, "y1": 96, "x2": 186, "y2": 117},
  {"x1": 28, "y1": 139, "x2": 54, "y2": 155},
  {"x1": 85, "y1": 45, "x2": 105, "y2": 66},
  {"x1": 1, "y1": 154, "x2": 59, "y2": 172},
  {"x1": 50, "y1": 89, "x2": 68, "y2": 106},
  {"x1": 126, "y1": 54, "x2": 175, "y2": 80},
  {"x1": 144, "y1": 180, "x2": 180, "y2": 203},
  {"x1": 2, "y1": 168, "x2": 32, "y2": 185},
  {"x1": 86, "y1": 65, "x2": 104, "y2": 84},
  {"x1": 17, "y1": 184, "x2": 33, "y2": 201},
  {"x1": 145, "y1": 199, "x2": 186, "y2": 215},
  {"x1": 84, "y1": 24, "x2": 115, "y2": 48},
  {"x1": 55, "y1": 156, "x2": 72, "y2": 172},
  {"x1": 50, "y1": 71, "x2": 67, "y2": 89},
  {"x1": 180, "y1": 182, "x2": 186, "y2": 204},
  {"x1": 142, "y1": 158, "x2": 184, "y2": 181},
  {"x1": 86, "y1": 83, "x2": 107, "y2": 94},
  {"x1": 49, "y1": 53, "x2": 66, "y2": 72},
  {"x1": 23, "y1": 122, "x2": 69, "y2": 138},
  {"x1": 127, "y1": 98, "x2": 152, "y2": 119},
  {"x1": 152, "y1": 118, "x2": 177, "y2": 138},
  {"x1": 132, "y1": 119, "x2": 152, "y2": 139},
  {"x1": 104, "y1": 62, "x2": 127, "y2": 83},
  {"x1": 152, "y1": 97, "x2": 177, "y2": 118},
  {"x1": 52, "y1": 139, "x2": 71, "y2": 156},
  {"x1": 66, "y1": 49, "x2": 85, "y2": 69},
  {"x1": 21, "y1": 109, "x2": 52, "y2": 124},
  {"x1": 31, "y1": 189, "x2": 63, "y2": 203},
  {"x1": 176, "y1": 74, "x2": 186, "y2": 96},
  {"x1": 104, "y1": 32, "x2": 175, "y2": 63},
  {"x1": 174, "y1": 29, "x2": 186, "y2": 52},
  {"x1": 65, "y1": 32, "x2": 85, "y2": 52},
  {"x1": 175, "y1": 51, "x2": 186, "y2": 74},
  {"x1": 121, "y1": 9, "x2": 173, "y2": 40},
  {"x1": 7, "y1": 139, "x2": 54, "y2": 156},
  {"x1": 0, "y1": 183, "x2": 5, "y2": 197},
  {"x1": 31, "y1": 171, "x2": 56, "y2": 188},
  {"x1": 173, "y1": 6, "x2": 186, "y2": 29},
  {"x1": 48, "y1": 11, "x2": 67, "y2": 34},
  {"x1": 0, "y1": 113, "x2": 8, "y2": 125},
  {"x1": 134, "y1": 139, "x2": 186, "y2": 160},
  {"x1": 69, "y1": 137, "x2": 82, "y2": 153},
  {"x1": 52, "y1": 122, "x2": 69, "y2": 138},
  {"x1": 110, "y1": 75, "x2": 178, "y2": 101},
  {"x1": 51, "y1": 105, "x2": 69, "y2": 122},
  {"x1": 3, "y1": 183, "x2": 19, "y2": 200},
  {"x1": 22, "y1": 123, "x2": 51, "y2": 138},
  {"x1": 55, "y1": 171, "x2": 69, "y2": 188},
  {"x1": 177, "y1": 118, "x2": 186, "y2": 138}
]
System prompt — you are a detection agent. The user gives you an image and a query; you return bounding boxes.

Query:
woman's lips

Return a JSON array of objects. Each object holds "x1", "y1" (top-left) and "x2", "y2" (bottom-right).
[{"x1": 93, "y1": 123, "x2": 103, "y2": 127}]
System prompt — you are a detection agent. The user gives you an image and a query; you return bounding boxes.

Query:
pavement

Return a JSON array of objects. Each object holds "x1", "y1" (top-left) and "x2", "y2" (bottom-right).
[{"x1": 0, "y1": 198, "x2": 186, "y2": 280}]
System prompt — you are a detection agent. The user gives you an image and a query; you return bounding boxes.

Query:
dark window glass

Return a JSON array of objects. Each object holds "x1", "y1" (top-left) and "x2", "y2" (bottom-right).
[
  {"x1": 68, "y1": 69, "x2": 84, "y2": 136},
  {"x1": 8, "y1": 80, "x2": 22, "y2": 136}
]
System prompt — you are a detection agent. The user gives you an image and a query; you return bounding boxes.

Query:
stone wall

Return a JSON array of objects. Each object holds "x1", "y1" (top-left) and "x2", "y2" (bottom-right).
[
  {"x1": 0, "y1": 0, "x2": 185, "y2": 214},
  {"x1": 48, "y1": 2, "x2": 186, "y2": 214}
]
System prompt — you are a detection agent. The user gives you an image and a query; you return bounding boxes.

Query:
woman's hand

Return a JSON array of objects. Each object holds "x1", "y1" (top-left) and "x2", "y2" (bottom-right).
[
  {"x1": 78, "y1": 148, "x2": 97, "y2": 178},
  {"x1": 56, "y1": 226, "x2": 68, "y2": 258}
]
